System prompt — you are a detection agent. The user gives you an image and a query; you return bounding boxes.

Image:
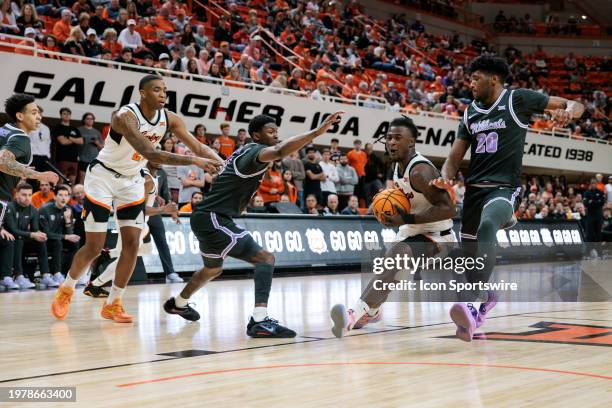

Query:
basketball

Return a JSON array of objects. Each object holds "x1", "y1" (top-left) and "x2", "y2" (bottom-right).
[{"x1": 371, "y1": 188, "x2": 411, "y2": 224}]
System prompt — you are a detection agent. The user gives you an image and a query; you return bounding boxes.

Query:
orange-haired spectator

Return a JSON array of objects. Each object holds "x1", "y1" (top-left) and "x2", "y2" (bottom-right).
[{"x1": 217, "y1": 123, "x2": 236, "y2": 158}]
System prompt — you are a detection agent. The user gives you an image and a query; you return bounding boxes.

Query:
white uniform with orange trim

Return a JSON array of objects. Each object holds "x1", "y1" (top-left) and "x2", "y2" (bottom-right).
[
  {"x1": 83, "y1": 103, "x2": 168, "y2": 232},
  {"x1": 392, "y1": 152, "x2": 456, "y2": 243}
]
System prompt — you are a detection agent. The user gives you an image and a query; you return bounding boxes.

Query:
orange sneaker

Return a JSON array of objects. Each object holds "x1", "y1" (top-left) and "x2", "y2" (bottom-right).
[
  {"x1": 100, "y1": 299, "x2": 133, "y2": 323},
  {"x1": 51, "y1": 285, "x2": 74, "y2": 320}
]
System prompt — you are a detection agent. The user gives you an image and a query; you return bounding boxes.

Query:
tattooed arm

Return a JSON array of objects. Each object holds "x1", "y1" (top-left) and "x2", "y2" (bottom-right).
[
  {"x1": 0, "y1": 149, "x2": 59, "y2": 183},
  {"x1": 112, "y1": 110, "x2": 221, "y2": 173}
]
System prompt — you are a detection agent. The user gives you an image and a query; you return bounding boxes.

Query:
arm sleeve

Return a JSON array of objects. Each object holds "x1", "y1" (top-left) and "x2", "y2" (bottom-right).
[
  {"x1": 513, "y1": 88, "x2": 550, "y2": 124},
  {"x1": 235, "y1": 144, "x2": 268, "y2": 176}
]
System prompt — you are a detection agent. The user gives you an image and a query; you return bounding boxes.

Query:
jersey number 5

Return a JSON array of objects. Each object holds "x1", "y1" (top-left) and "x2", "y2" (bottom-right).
[{"x1": 475, "y1": 132, "x2": 498, "y2": 154}]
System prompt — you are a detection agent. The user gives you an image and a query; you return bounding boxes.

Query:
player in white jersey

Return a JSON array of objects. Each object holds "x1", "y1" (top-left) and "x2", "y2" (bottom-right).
[
  {"x1": 330, "y1": 116, "x2": 457, "y2": 338},
  {"x1": 83, "y1": 161, "x2": 179, "y2": 298},
  {"x1": 52, "y1": 74, "x2": 224, "y2": 323}
]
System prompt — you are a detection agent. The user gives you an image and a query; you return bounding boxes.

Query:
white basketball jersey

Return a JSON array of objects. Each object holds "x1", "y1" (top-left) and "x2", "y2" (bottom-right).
[
  {"x1": 96, "y1": 103, "x2": 168, "y2": 176},
  {"x1": 393, "y1": 152, "x2": 454, "y2": 237}
]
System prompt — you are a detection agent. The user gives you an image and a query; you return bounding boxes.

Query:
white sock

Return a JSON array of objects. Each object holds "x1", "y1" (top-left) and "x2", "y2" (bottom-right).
[
  {"x1": 93, "y1": 260, "x2": 117, "y2": 287},
  {"x1": 175, "y1": 295, "x2": 189, "y2": 308},
  {"x1": 350, "y1": 299, "x2": 370, "y2": 328},
  {"x1": 63, "y1": 274, "x2": 78, "y2": 289},
  {"x1": 252, "y1": 306, "x2": 268, "y2": 322},
  {"x1": 107, "y1": 285, "x2": 125, "y2": 304},
  {"x1": 367, "y1": 307, "x2": 379, "y2": 317}
]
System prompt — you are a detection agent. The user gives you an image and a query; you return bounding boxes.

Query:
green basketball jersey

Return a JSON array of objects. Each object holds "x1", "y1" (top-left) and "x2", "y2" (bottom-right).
[
  {"x1": 0, "y1": 123, "x2": 32, "y2": 201},
  {"x1": 196, "y1": 142, "x2": 269, "y2": 217},
  {"x1": 457, "y1": 88, "x2": 549, "y2": 187}
]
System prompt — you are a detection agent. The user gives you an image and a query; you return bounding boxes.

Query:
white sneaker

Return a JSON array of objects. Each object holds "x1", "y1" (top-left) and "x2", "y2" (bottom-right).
[
  {"x1": 15, "y1": 275, "x2": 35, "y2": 289},
  {"x1": 53, "y1": 272, "x2": 65, "y2": 285},
  {"x1": 76, "y1": 273, "x2": 89, "y2": 287},
  {"x1": 1, "y1": 276, "x2": 19, "y2": 290},
  {"x1": 165, "y1": 273, "x2": 184, "y2": 283},
  {"x1": 41, "y1": 273, "x2": 59, "y2": 288}
]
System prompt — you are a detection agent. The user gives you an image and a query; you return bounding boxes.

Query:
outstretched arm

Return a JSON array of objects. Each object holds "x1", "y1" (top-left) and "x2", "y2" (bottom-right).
[
  {"x1": 0, "y1": 149, "x2": 58, "y2": 184},
  {"x1": 429, "y1": 138, "x2": 470, "y2": 190},
  {"x1": 112, "y1": 110, "x2": 219, "y2": 173},
  {"x1": 167, "y1": 111, "x2": 225, "y2": 164},
  {"x1": 545, "y1": 96, "x2": 585, "y2": 128},
  {"x1": 258, "y1": 111, "x2": 344, "y2": 162}
]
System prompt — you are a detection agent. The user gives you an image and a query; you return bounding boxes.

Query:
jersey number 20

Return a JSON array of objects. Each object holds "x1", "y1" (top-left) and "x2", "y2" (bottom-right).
[{"x1": 475, "y1": 132, "x2": 498, "y2": 154}]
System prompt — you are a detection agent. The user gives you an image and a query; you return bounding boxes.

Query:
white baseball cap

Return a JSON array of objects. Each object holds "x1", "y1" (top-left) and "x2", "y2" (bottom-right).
[
  {"x1": 24, "y1": 27, "x2": 37, "y2": 36},
  {"x1": 86, "y1": 28, "x2": 97, "y2": 36},
  {"x1": 158, "y1": 53, "x2": 170, "y2": 60},
  {"x1": 127, "y1": 19, "x2": 136, "y2": 26}
]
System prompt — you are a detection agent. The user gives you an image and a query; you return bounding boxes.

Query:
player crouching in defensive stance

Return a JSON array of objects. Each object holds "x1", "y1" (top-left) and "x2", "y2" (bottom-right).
[
  {"x1": 330, "y1": 116, "x2": 457, "y2": 338},
  {"x1": 164, "y1": 111, "x2": 344, "y2": 338},
  {"x1": 83, "y1": 160, "x2": 179, "y2": 297}
]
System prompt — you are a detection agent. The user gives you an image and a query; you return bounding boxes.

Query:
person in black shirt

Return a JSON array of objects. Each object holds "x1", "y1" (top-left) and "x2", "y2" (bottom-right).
[
  {"x1": 147, "y1": 29, "x2": 171, "y2": 60},
  {"x1": 51, "y1": 107, "x2": 82, "y2": 185},
  {"x1": 39, "y1": 185, "x2": 81, "y2": 283},
  {"x1": 583, "y1": 178, "x2": 606, "y2": 242},
  {"x1": 4, "y1": 183, "x2": 49, "y2": 289},
  {"x1": 90, "y1": 5, "x2": 109, "y2": 36},
  {"x1": 303, "y1": 146, "x2": 325, "y2": 206},
  {"x1": 164, "y1": 111, "x2": 344, "y2": 338}
]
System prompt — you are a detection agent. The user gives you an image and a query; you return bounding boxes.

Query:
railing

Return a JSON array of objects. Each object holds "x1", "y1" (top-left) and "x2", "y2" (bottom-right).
[{"x1": 0, "y1": 39, "x2": 608, "y2": 146}]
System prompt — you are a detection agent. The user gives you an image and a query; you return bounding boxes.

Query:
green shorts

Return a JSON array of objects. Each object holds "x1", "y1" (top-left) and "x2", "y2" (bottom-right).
[
  {"x1": 191, "y1": 211, "x2": 262, "y2": 267},
  {"x1": 460, "y1": 186, "x2": 522, "y2": 240}
]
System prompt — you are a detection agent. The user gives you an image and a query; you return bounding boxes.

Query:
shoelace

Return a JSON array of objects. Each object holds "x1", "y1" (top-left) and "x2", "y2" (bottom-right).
[
  {"x1": 57, "y1": 290, "x2": 71, "y2": 304},
  {"x1": 467, "y1": 303, "x2": 479, "y2": 319},
  {"x1": 261, "y1": 317, "x2": 279, "y2": 325},
  {"x1": 112, "y1": 302, "x2": 127, "y2": 315}
]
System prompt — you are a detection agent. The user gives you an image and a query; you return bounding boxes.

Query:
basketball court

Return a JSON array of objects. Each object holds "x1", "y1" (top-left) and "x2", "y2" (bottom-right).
[{"x1": 2, "y1": 262, "x2": 610, "y2": 407}]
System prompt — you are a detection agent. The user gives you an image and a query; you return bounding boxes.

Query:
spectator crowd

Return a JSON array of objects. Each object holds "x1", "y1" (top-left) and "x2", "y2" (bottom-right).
[{"x1": 1, "y1": 0, "x2": 610, "y2": 139}]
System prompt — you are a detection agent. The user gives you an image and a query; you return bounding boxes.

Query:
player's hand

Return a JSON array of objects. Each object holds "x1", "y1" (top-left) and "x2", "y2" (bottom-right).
[
  {"x1": 64, "y1": 234, "x2": 81, "y2": 243},
  {"x1": 313, "y1": 111, "x2": 345, "y2": 136},
  {"x1": 156, "y1": 196, "x2": 166, "y2": 206},
  {"x1": 549, "y1": 109, "x2": 571, "y2": 128},
  {"x1": 0, "y1": 228, "x2": 14, "y2": 241},
  {"x1": 162, "y1": 202, "x2": 178, "y2": 214},
  {"x1": 194, "y1": 157, "x2": 224, "y2": 174},
  {"x1": 30, "y1": 231, "x2": 47, "y2": 242},
  {"x1": 381, "y1": 205, "x2": 408, "y2": 227},
  {"x1": 171, "y1": 212, "x2": 181, "y2": 224},
  {"x1": 429, "y1": 177, "x2": 452, "y2": 190},
  {"x1": 63, "y1": 208, "x2": 72, "y2": 222},
  {"x1": 38, "y1": 171, "x2": 59, "y2": 185}
]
